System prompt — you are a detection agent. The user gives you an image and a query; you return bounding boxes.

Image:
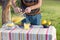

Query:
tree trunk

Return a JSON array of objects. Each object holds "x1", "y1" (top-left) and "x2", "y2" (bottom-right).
[{"x1": 2, "y1": 0, "x2": 11, "y2": 24}]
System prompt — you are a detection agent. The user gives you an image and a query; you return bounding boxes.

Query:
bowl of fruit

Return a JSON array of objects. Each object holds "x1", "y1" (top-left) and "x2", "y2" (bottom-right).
[
  {"x1": 41, "y1": 20, "x2": 51, "y2": 28},
  {"x1": 2, "y1": 22, "x2": 16, "y2": 30}
]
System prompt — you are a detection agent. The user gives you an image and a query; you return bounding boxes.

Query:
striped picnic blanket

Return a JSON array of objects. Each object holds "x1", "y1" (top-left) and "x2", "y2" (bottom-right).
[{"x1": 0, "y1": 26, "x2": 56, "y2": 40}]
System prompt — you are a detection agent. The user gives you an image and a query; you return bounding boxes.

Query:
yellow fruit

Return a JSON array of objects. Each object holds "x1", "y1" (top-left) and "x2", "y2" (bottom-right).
[
  {"x1": 42, "y1": 20, "x2": 47, "y2": 25},
  {"x1": 12, "y1": 16, "x2": 25, "y2": 23},
  {"x1": 6, "y1": 23, "x2": 14, "y2": 27},
  {"x1": 48, "y1": 21, "x2": 51, "y2": 25},
  {"x1": 24, "y1": 23, "x2": 30, "y2": 30}
]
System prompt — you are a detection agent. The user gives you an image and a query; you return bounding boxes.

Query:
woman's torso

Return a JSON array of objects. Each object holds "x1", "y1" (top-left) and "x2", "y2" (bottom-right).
[{"x1": 20, "y1": 0, "x2": 40, "y2": 15}]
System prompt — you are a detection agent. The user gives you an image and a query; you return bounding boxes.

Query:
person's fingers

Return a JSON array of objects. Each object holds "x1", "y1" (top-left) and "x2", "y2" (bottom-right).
[
  {"x1": 15, "y1": 8, "x2": 20, "y2": 13},
  {"x1": 25, "y1": 7, "x2": 31, "y2": 13},
  {"x1": 20, "y1": 9, "x2": 22, "y2": 12},
  {"x1": 14, "y1": 8, "x2": 18, "y2": 13},
  {"x1": 25, "y1": 9, "x2": 28, "y2": 13},
  {"x1": 14, "y1": 10, "x2": 17, "y2": 13},
  {"x1": 18, "y1": 8, "x2": 22, "y2": 13},
  {"x1": 15, "y1": 9, "x2": 19, "y2": 13},
  {"x1": 18, "y1": 9, "x2": 22, "y2": 12}
]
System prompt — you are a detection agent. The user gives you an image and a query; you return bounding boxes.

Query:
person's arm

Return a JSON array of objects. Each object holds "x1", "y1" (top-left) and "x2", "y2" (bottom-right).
[
  {"x1": 25, "y1": 0, "x2": 42, "y2": 13},
  {"x1": 11, "y1": 0, "x2": 17, "y2": 8},
  {"x1": 29, "y1": 0, "x2": 42, "y2": 10},
  {"x1": 11, "y1": 0, "x2": 22, "y2": 13}
]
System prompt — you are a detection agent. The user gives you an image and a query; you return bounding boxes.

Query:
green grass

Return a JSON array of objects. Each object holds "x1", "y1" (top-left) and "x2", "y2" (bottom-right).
[
  {"x1": 0, "y1": 0, "x2": 60, "y2": 40},
  {"x1": 0, "y1": 6, "x2": 2, "y2": 27},
  {"x1": 41, "y1": 1, "x2": 60, "y2": 40}
]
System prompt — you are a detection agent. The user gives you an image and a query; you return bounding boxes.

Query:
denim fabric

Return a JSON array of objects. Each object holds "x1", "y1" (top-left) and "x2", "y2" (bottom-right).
[{"x1": 22, "y1": 14, "x2": 41, "y2": 25}]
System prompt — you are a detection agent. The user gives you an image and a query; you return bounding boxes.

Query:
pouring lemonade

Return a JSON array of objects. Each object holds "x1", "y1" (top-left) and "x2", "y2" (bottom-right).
[
  {"x1": 12, "y1": 12, "x2": 26, "y2": 24},
  {"x1": 12, "y1": 16, "x2": 25, "y2": 23}
]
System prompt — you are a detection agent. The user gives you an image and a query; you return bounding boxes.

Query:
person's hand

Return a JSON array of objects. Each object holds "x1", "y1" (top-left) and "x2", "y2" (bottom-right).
[
  {"x1": 25, "y1": 7, "x2": 31, "y2": 13},
  {"x1": 14, "y1": 7, "x2": 22, "y2": 13}
]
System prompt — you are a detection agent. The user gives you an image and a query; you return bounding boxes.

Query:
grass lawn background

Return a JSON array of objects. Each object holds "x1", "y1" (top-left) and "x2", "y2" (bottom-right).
[{"x1": 0, "y1": 0, "x2": 60, "y2": 40}]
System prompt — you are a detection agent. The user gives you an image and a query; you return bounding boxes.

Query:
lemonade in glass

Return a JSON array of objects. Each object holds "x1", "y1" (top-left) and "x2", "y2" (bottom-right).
[{"x1": 24, "y1": 23, "x2": 30, "y2": 30}]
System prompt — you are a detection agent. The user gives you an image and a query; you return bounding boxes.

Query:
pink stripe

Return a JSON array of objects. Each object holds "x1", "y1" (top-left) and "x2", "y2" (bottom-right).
[
  {"x1": 26, "y1": 28, "x2": 32, "y2": 40},
  {"x1": 46, "y1": 28, "x2": 49, "y2": 40},
  {"x1": 9, "y1": 28, "x2": 16, "y2": 40},
  {"x1": 37, "y1": 29, "x2": 40, "y2": 40},
  {"x1": 54, "y1": 38, "x2": 56, "y2": 40}
]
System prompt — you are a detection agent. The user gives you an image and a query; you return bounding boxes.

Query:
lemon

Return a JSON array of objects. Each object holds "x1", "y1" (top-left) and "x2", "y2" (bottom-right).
[
  {"x1": 6, "y1": 23, "x2": 14, "y2": 27},
  {"x1": 47, "y1": 21, "x2": 51, "y2": 25},
  {"x1": 42, "y1": 20, "x2": 47, "y2": 25}
]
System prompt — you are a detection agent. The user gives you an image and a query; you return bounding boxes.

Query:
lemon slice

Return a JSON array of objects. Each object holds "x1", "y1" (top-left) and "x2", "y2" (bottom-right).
[{"x1": 6, "y1": 23, "x2": 14, "y2": 27}]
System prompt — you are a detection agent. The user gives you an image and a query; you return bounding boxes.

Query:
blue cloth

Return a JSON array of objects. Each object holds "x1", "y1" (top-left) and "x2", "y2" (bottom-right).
[{"x1": 22, "y1": 14, "x2": 41, "y2": 25}]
